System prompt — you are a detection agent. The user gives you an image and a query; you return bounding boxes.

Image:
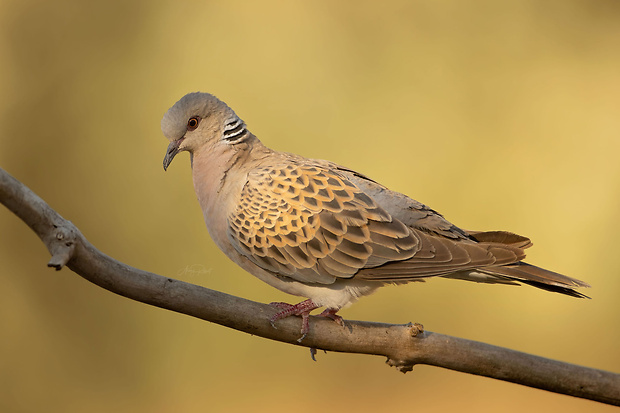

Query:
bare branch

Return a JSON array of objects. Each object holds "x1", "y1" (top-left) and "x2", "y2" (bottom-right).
[{"x1": 1, "y1": 166, "x2": 619, "y2": 406}]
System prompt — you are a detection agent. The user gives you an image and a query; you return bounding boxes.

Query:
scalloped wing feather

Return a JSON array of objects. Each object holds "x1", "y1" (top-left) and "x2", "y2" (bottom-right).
[
  {"x1": 226, "y1": 162, "x2": 532, "y2": 285},
  {"x1": 227, "y1": 163, "x2": 417, "y2": 284}
]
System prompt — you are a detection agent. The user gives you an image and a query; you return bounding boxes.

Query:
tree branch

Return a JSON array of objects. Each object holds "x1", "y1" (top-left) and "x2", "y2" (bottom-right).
[{"x1": 1, "y1": 166, "x2": 619, "y2": 406}]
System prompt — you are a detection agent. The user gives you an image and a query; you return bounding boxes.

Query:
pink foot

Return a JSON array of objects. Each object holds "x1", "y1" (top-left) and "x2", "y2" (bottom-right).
[
  {"x1": 269, "y1": 299, "x2": 320, "y2": 342},
  {"x1": 268, "y1": 300, "x2": 344, "y2": 342},
  {"x1": 317, "y1": 308, "x2": 345, "y2": 327}
]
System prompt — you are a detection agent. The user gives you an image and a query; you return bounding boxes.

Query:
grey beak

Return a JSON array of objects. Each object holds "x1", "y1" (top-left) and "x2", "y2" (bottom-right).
[{"x1": 163, "y1": 138, "x2": 184, "y2": 171}]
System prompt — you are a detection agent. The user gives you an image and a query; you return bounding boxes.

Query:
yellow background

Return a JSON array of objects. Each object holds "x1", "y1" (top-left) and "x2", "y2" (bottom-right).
[{"x1": 1, "y1": 1, "x2": 619, "y2": 412}]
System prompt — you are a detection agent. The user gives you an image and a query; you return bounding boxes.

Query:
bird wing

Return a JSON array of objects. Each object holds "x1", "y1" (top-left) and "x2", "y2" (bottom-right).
[
  {"x1": 226, "y1": 161, "x2": 526, "y2": 285},
  {"x1": 334, "y1": 164, "x2": 474, "y2": 240}
]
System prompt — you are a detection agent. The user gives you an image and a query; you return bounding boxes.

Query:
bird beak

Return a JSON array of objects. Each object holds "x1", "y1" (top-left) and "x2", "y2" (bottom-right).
[{"x1": 163, "y1": 138, "x2": 184, "y2": 171}]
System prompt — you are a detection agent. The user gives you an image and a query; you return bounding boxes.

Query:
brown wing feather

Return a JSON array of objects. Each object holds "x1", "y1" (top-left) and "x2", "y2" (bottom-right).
[
  {"x1": 356, "y1": 230, "x2": 525, "y2": 279},
  {"x1": 227, "y1": 163, "x2": 417, "y2": 284},
  {"x1": 467, "y1": 230, "x2": 533, "y2": 249}
]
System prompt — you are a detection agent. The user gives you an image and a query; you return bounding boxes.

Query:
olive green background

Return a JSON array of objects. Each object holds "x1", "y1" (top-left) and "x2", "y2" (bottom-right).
[{"x1": 1, "y1": 1, "x2": 619, "y2": 412}]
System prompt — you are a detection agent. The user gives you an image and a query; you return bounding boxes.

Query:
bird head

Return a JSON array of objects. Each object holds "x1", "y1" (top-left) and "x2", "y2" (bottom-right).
[{"x1": 161, "y1": 92, "x2": 250, "y2": 170}]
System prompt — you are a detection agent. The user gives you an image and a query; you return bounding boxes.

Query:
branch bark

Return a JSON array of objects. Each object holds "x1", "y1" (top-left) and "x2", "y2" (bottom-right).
[{"x1": 1, "y1": 166, "x2": 619, "y2": 406}]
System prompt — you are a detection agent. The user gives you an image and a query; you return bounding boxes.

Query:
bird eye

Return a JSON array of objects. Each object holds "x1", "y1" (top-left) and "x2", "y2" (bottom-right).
[{"x1": 187, "y1": 116, "x2": 201, "y2": 131}]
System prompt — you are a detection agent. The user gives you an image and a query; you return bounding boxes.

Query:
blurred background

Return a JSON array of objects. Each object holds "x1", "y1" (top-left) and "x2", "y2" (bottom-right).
[{"x1": 1, "y1": 0, "x2": 619, "y2": 412}]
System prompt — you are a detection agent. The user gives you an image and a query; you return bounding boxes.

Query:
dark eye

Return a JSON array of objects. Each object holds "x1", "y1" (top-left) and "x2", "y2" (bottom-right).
[{"x1": 187, "y1": 116, "x2": 201, "y2": 131}]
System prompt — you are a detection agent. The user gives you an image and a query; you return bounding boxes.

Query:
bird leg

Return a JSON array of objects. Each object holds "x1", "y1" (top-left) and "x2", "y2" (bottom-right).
[
  {"x1": 269, "y1": 300, "x2": 346, "y2": 342},
  {"x1": 269, "y1": 299, "x2": 319, "y2": 341}
]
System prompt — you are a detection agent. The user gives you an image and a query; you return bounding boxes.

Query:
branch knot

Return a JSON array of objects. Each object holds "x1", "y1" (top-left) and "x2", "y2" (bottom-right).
[{"x1": 47, "y1": 221, "x2": 78, "y2": 270}]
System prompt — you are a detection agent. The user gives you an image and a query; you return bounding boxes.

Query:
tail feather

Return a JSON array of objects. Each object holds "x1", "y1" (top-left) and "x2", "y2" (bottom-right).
[
  {"x1": 467, "y1": 230, "x2": 533, "y2": 249},
  {"x1": 361, "y1": 227, "x2": 591, "y2": 298},
  {"x1": 514, "y1": 279, "x2": 590, "y2": 298},
  {"x1": 479, "y1": 262, "x2": 591, "y2": 298}
]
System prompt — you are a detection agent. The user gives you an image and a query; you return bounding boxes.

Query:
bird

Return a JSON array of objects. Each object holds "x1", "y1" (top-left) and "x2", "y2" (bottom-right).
[{"x1": 161, "y1": 92, "x2": 590, "y2": 341}]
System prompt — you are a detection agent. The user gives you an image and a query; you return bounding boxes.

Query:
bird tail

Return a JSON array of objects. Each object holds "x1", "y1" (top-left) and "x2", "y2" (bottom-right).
[
  {"x1": 446, "y1": 230, "x2": 591, "y2": 298},
  {"x1": 447, "y1": 261, "x2": 591, "y2": 298}
]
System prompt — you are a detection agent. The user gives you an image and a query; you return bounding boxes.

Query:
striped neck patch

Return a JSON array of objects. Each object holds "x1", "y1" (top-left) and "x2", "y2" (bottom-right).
[{"x1": 223, "y1": 116, "x2": 249, "y2": 143}]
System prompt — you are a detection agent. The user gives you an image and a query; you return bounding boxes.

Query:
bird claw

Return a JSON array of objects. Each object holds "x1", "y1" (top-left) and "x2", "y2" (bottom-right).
[
  {"x1": 317, "y1": 308, "x2": 345, "y2": 328},
  {"x1": 269, "y1": 301, "x2": 294, "y2": 310},
  {"x1": 309, "y1": 347, "x2": 327, "y2": 361},
  {"x1": 268, "y1": 302, "x2": 295, "y2": 329},
  {"x1": 267, "y1": 300, "x2": 345, "y2": 342},
  {"x1": 268, "y1": 299, "x2": 319, "y2": 341},
  {"x1": 296, "y1": 332, "x2": 308, "y2": 343}
]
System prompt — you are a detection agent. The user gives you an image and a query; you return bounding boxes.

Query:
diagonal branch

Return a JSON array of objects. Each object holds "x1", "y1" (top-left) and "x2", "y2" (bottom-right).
[{"x1": 1, "y1": 166, "x2": 619, "y2": 406}]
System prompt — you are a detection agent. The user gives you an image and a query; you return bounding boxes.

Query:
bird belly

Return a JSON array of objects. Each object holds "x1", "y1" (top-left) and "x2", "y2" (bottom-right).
[{"x1": 236, "y1": 255, "x2": 382, "y2": 309}]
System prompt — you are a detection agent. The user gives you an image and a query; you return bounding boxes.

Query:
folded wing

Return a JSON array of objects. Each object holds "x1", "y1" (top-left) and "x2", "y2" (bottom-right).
[{"x1": 227, "y1": 161, "x2": 589, "y2": 297}]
